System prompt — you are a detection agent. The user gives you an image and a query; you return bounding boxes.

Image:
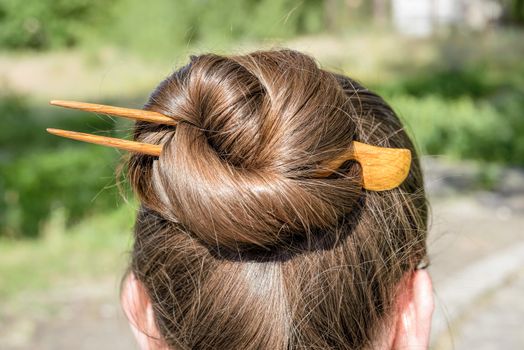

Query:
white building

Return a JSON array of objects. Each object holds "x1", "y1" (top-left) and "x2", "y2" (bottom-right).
[{"x1": 391, "y1": 0, "x2": 504, "y2": 37}]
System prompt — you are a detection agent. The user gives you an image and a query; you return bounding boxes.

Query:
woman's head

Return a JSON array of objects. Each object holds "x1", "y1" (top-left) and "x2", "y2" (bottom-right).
[{"x1": 122, "y1": 49, "x2": 433, "y2": 349}]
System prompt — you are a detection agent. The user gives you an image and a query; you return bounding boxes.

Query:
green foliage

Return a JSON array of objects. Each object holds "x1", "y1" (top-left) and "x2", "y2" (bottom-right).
[
  {"x1": 388, "y1": 94, "x2": 521, "y2": 163},
  {"x1": 0, "y1": 92, "x2": 112, "y2": 156},
  {"x1": 0, "y1": 91, "x2": 128, "y2": 238},
  {"x1": 0, "y1": 0, "x2": 325, "y2": 52},
  {"x1": 377, "y1": 59, "x2": 524, "y2": 166},
  {"x1": 390, "y1": 68, "x2": 498, "y2": 99},
  {"x1": 380, "y1": 63, "x2": 524, "y2": 100},
  {"x1": 503, "y1": 0, "x2": 524, "y2": 23},
  {"x1": 108, "y1": 0, "x2": 324, "y2": 57},
  {"x1": 1, "y1": 147, "x2": 122, "y2": 238},
  {"x1": 0, "y1": 0, "x2": 112, "y2": 49}
]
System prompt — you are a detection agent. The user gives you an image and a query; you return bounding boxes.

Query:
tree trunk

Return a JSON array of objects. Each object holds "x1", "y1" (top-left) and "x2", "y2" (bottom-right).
[{"x1": 373, "y1": 0, "x2": 388, "y2": 26}]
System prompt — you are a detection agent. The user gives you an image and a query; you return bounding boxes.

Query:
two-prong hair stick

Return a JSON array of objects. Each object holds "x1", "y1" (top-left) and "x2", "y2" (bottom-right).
[{"x1": 46, "y1": 100, "x2": 411, "y2": 191}]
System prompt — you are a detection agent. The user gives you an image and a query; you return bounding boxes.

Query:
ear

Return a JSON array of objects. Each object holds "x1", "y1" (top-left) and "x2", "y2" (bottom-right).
[
  {"x1": 121, "y1": 272, "x2": 168, "y2": 350},
  {"x1": 391, "y1": 269, "x2": 435, "y2": 350}
]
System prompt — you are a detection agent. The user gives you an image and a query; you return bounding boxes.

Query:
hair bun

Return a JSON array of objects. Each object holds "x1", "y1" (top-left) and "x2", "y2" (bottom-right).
[{"x1": 128, "y1": 50, "x2": 363, "y2": 250}]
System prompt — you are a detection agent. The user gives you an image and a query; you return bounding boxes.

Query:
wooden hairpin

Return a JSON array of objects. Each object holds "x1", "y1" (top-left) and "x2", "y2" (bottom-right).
[{"x1": 47, "y1": 100, "x2": 411, "y2": 191}]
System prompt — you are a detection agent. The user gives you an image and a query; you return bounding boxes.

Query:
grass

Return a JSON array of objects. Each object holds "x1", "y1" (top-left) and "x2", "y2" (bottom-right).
[{"x1": 0, "y1": 202, "x2": 136, "y2": 300}]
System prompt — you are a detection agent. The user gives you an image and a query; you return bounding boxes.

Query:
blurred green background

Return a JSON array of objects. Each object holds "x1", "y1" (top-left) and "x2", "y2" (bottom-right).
[{"x1": 0, "y1": 0, "x2": 523, "y2": 348}]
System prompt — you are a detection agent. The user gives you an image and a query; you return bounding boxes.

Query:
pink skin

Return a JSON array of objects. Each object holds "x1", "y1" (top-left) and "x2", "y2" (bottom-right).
[
  {"x1": 389, "y1": 269, "x2": 435, "y2": 349},
  {"x1": 121, "y1": 273, "x2": 168, "y2": 350},
  {"x1": 121, "y1": 269, "x2": 434, "y2": 350}
]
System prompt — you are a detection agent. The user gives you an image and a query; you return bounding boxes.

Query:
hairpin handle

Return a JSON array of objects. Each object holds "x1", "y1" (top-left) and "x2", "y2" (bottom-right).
[{"x1": 317, "y1": 141, "x2": 411, "y2": 191}]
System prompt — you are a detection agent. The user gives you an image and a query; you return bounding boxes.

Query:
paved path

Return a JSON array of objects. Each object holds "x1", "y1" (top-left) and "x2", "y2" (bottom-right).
[
  {"x1": 450, "y1": 267, "x2": 524, "y2": 350},
  {"x1": 429, "y1": 240, "x2": 524, "y2": 349},
  {"x1": 0, "y1": 280, "x2": 138, "y2": 350},
  {"x1": 424, "y1": 158, "x2": 524, "y2": 349}
]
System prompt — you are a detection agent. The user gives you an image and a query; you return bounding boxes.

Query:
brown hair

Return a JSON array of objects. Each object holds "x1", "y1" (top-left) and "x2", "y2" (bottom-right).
[{"x1": 125, "y1": 49, "x2": 428, "y2": 349}]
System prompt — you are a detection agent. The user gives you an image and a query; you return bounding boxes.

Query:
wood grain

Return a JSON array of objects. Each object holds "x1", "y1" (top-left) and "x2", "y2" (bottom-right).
[
  {"x1": 46, "y1": 128, "x2": 162, "y2": 156},
  {"x1": 50, "y1": 100, "x2": 178, "y2": 126},
  {"x1": 317, "y1": 141, "x2": 411, "y2": 191}
]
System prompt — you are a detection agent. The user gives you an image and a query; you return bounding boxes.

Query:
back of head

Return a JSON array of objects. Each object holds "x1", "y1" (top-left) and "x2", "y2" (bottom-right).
[{"x1": 126, "y1": 49, "x2": 427, "y2": 349}]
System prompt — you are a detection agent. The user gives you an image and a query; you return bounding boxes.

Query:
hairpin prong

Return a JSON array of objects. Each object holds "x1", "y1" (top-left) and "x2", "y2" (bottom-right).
[
  {"x1": 46, "y1": 128, "x2": 162, "y2": 156},
  {"x1": 50, "y1": 100, "x2": 178, "y2": 126}
]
